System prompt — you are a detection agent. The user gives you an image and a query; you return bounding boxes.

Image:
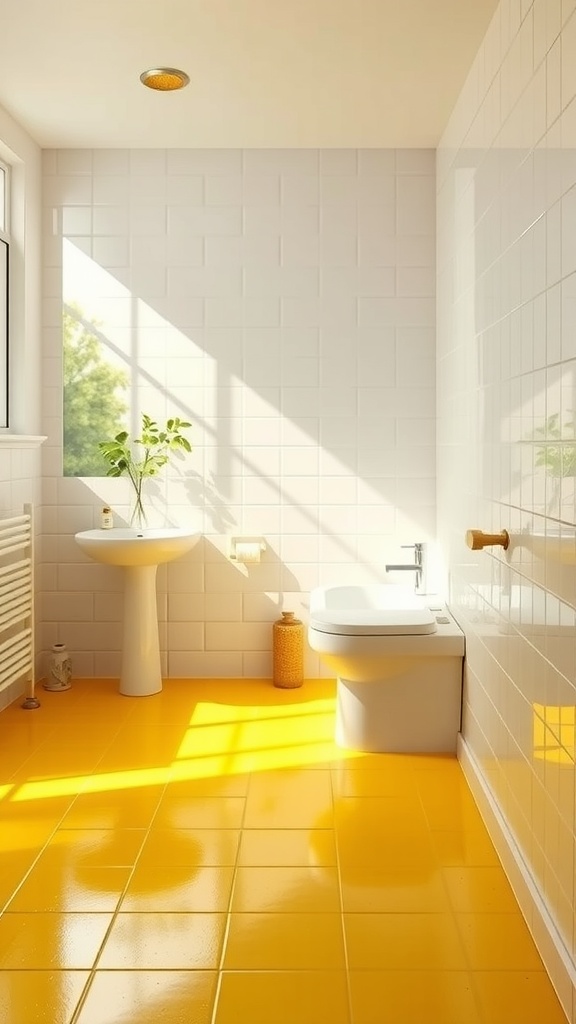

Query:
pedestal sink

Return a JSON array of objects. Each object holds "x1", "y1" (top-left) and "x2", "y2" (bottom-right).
[{"x1": 74, "y1": 528, "x2": 200, "y2": 697}]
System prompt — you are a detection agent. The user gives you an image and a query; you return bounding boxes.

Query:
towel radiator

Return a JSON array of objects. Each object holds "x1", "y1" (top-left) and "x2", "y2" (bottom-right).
[{"x1": 0, "y1": 503, "x2": 39, "y2": 709}]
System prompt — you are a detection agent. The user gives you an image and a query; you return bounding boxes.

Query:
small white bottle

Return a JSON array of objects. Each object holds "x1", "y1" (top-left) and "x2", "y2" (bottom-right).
[{"x1": 100, "y1": 506, "x2": 113, "y2": 529}]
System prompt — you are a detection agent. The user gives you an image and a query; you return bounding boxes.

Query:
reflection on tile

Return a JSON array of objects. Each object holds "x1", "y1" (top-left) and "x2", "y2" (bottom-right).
[
  {"x1": 120, "y1": 864, "x2": 234, "y2": 912},
  {"x1": 237, "y1": 827, "x2": 337, "y2": 866},
  {"x1": 97, "y1": 913, "x2": 226, "y2": 969},
  {"x1": 7, "y1": 864, "x2": 130, "y2": 912},
  {"x1": 0, "y1": 913, "x2": 113, "y2": 968},
  {"x1": 244, "y1": 769, "x2": 333, "y2": 828},
  {"x1": 61, "y1": 788, "x2": 164, "y2": 829},
  {"x1": 0, "y1": 970, "x2": 90, "y2": 1024},
  {"x1": 76, "y1": 970, "x2": 217, "y2": 1024},
  {"x1": 152, "y1": 795, "x2": 245, "y2": 829},
  {"x1": 0, "y1": 679, "x2": 567, "y2": 1024},
  {"x1": 40, "y1": 828, "x2": 146, "y2": 867},
  {"x1": 223, "y1": 912, "x2": 345, "y2": 969},
  {"x1": 341, "y1": 866, "x2": 449, "y2": 913},
  {"x1": 231, "y1": 865, "x2": 341, "y2": 912},
  {"x1": 138, "y1": 828, "x2": 240, "y2": 866}
]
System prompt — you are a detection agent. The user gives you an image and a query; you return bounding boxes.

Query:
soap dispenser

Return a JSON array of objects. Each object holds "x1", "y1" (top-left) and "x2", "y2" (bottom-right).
[{"x1": 100, "y1": 506, "x2": 113, "y2": 529}]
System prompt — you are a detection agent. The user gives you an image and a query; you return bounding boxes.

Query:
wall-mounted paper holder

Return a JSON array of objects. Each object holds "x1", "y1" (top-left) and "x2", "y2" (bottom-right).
[{"x1": 229, "y1": 537, "x2": 267, "y2": 563}]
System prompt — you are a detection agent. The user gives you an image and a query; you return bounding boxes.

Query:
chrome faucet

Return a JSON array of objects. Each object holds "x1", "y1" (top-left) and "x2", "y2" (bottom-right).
[{"x1": 385, "y1": 542, "x2": 427, "y2": 594}]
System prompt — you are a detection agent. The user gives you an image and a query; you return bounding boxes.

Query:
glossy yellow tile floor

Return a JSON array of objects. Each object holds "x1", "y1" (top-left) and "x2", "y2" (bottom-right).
[{"x1": 0, "y1": 678, "x2": 568, "y2": 1024}]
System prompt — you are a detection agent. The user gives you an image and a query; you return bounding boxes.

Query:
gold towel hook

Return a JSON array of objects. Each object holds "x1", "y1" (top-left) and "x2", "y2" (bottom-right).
[{"x1": 465, "y1": 529, "x2": 509, "y2": 551}]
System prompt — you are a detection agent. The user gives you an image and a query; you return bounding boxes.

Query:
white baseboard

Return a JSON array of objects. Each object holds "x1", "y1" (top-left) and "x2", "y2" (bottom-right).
[{"x1": 458, "y1": 735, "x2": 575, "y2": 1024}]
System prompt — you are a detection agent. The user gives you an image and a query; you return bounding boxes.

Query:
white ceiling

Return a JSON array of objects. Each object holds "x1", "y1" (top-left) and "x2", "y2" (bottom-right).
[{"x1": 0, "y1": 0, "x2": 498, "y2": 149}]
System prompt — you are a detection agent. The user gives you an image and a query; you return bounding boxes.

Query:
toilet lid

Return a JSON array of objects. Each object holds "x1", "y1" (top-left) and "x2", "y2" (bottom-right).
[{"x1": 309, "y1": 608, "x2": 438, "y2": 636}]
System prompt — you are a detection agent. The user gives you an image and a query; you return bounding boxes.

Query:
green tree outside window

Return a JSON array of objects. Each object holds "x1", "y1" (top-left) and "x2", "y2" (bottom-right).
[{"x1": 63, "y1": 304, "x2": 128, "y2": 476}]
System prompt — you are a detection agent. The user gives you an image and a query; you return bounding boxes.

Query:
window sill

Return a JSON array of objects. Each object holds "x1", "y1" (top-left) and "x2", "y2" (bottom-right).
[{"x1": 0, "y1": 435, "x2": 47, "y2": 449}]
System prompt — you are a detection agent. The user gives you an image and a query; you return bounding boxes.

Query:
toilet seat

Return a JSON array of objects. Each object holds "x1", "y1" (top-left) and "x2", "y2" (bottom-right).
[{"x1": 309, "y1": 608, "x2": 437, "y2": 636}]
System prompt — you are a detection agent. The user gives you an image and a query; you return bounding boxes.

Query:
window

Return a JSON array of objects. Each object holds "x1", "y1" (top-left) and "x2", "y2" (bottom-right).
[{"x1": 0, "y1": 161, "x2": 8, "y2": 427}]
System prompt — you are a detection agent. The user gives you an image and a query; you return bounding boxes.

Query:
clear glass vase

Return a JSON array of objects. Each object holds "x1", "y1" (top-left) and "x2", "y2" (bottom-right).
[{"x1": 129, "y1": 487, "x2": 148, "y2": 531}]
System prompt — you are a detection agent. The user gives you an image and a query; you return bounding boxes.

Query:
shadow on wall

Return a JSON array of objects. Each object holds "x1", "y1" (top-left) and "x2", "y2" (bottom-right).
[{"x1": 44, "y1": 490, "x2": 307, "y2": 681}]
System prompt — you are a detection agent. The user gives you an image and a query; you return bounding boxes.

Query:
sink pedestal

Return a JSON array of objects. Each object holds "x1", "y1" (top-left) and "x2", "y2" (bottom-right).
[
  {"x1": 74, "y1": 527, "x2": 200, "y2": 698},
  {"x1": 121, "y1": 565, "x2": 162, "y2": 696}
]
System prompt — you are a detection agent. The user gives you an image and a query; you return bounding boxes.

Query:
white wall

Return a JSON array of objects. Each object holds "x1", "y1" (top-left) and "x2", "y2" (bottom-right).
[
  {"x1": 0, "y1": 102, "x2": 43, "y2": 706},
  {"x1": 437, "y1": 0, "x2": 576, "y2": 1016},
  {"x1": 41, "y1": 147, "x2": 436, "y2": 679}
]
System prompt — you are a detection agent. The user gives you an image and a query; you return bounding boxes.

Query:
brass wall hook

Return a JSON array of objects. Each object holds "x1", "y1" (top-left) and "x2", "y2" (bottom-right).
[{"x1": 465, "y1": 529, "x2": 509, "y2": 551}]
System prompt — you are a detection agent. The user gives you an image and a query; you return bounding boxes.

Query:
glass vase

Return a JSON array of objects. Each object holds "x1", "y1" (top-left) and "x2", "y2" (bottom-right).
[{"x1": 129, "y1": 487, "x2": 148, "y2": 531}]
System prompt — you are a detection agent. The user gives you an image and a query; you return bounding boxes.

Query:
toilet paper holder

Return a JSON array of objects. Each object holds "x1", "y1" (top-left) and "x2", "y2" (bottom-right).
[{"x1": 229, "y1": 537, "x2": 267, "y2": 563}]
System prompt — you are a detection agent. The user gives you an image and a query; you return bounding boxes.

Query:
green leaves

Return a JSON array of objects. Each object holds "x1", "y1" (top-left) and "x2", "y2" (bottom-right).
[{"x1": 98, "y1": 413, "x2": 193, "y2": 487}]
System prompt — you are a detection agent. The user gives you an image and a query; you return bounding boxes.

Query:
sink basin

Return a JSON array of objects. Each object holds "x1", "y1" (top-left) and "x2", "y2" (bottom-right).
[
  {"x1": 75, "y1": 527, "x2": 200, "y2": 567},
  {"x1": 74, "y1": 526, "x2": 201, "y2": 697}
]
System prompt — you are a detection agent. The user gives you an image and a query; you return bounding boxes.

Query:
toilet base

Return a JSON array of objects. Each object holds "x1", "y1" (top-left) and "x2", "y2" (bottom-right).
[{"x1": 335, "y1": 656, "x2": 463, "y2": 753}]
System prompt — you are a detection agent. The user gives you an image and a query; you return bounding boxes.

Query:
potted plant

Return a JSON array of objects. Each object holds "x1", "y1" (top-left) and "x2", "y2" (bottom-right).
[{"x1": 98, "y1": 413, "x2": 192, "y2": 529}]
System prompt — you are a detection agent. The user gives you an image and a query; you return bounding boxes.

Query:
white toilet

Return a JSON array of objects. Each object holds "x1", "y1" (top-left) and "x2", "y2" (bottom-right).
[{"x1": 308, "y1": 584, "x2": 465, "y2": 753}]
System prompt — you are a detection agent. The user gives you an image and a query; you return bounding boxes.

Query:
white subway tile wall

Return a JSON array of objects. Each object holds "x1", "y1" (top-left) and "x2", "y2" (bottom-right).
[
  {"x1": 438, "y1": 0, "x2": 576, "y2": 1014},
  {"x1": 41, "y1": 148, "x2": 436, "y2": 681}
]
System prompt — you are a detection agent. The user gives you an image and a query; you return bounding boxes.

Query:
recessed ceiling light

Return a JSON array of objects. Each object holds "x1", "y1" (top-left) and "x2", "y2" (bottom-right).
[{"x1": 140, "y1": 68, "x2": 190, "y2": 92}]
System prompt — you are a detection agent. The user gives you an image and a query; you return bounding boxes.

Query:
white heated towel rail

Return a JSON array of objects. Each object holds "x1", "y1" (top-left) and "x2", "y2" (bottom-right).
[{"x1": 0, "y1": 503, "x2": 38, "y2": 708}]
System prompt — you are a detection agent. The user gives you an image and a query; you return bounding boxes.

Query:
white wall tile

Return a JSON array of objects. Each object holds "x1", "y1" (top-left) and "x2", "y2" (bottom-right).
[
  {"x1": 204, "y1": 176, "x2": 243, "y2": 206},
  {"x1": 165, "y1": 175, "x2": 203, "y2": 205},
  {"x1": 92, "y1": 176, "x2": 130, "y2": 205},
  {"x1": 438, "y1": 0, "x2": 576, "y2": 992},
  {"x1": 43, "y1": 147, "x2": 437, "y2": 701}
]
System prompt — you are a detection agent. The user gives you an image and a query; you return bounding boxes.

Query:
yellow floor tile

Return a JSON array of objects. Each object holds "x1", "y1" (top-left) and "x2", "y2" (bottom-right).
[
  {"x1": 337, "y1": 826, "x2": 439, "y2": 871},
  {"x1": 344, "y1": 913, "x2": 468, "y2": 970},
  {"x1": 334, "y1": 795, "x2": 431, "y2": 835},
  {"x1": 163, "y1": 773, "x2": 250, "y2": 797},
  {"x1": 60, "y1": 787, "x2": 164, "y2": 828},
  {"x1": 0, "y1": 679, "x2": 568, "y2": 1024},
  {"x1": 442, "y1": 865, "x2": 520, "y2": 913},
  {"x1": 244, "y1": 769, "x2": 333, "y2": 828},
  {"x1": 472, "y1": 969, "x2": 568, "y2": 1024},
  {"x1": 40, "y1": 827, "x2": 146, "y2": 867},
  {"x1": 152, "y1": 795, "x2": 245, "y2": 829},
  {"x1": 0, "y1": 970, "x2": 90, "y2": 1024},
  {"x1": 0, "y1": 801, "x2": 75, "y2": 855},
  {"x1": 138, "y1": 827, "x2": 240, "y2": 866},
  {"x1": 455, "y1": 912, "x2": 546, "y2": 970},
  {"x1": 331, "y1": 765, "x2": 417, "y2": 798},
  {"x1": 237, "y1": 827, "x2": 337, "y2": 866},
  {"x1": 7, "y1": 864, "x2": 130, "y2": 912},
  {"x1": 0, "y1": 913, "x2": 112, "y2": 968},
  {"x1": 120, "y1": 864, "x2": 235, "y2": 912},
  {"x1": 0, "y1": 869, "x2": 30, "y2": 911},
  {"x1": 349, "y1": 969, "x2": 482, "y2": 1024},
  {"x1": 430, "y1": 827, "x2": 501, "y2": 866},
  {"x1": 75, "y1": 970, "x2": 217, "y2": 1024},
  {"x1": 417, "y1": 778, "x2": 486, "y2": 831},
  {"x1": 223, "y1": 912, "x2": 345, "y2": 970},
  {"x1": 214, "y1": 971, "x2": 350, "y2": 1024},
  {"x1": 231, "y1": 865, "x2": 341, "y2": 912},
  {"x1": 340, "y1": 866, "x2": 450, "y2": 913},
  {"x1": 97, "y1": 913, "x2": 226, "y2": 969}
]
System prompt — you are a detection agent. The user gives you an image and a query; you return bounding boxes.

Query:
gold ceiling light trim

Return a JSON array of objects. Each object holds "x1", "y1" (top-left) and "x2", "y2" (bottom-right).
[{"x1": 140, "y1": 68, "x2": 190, "y2": 92}]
